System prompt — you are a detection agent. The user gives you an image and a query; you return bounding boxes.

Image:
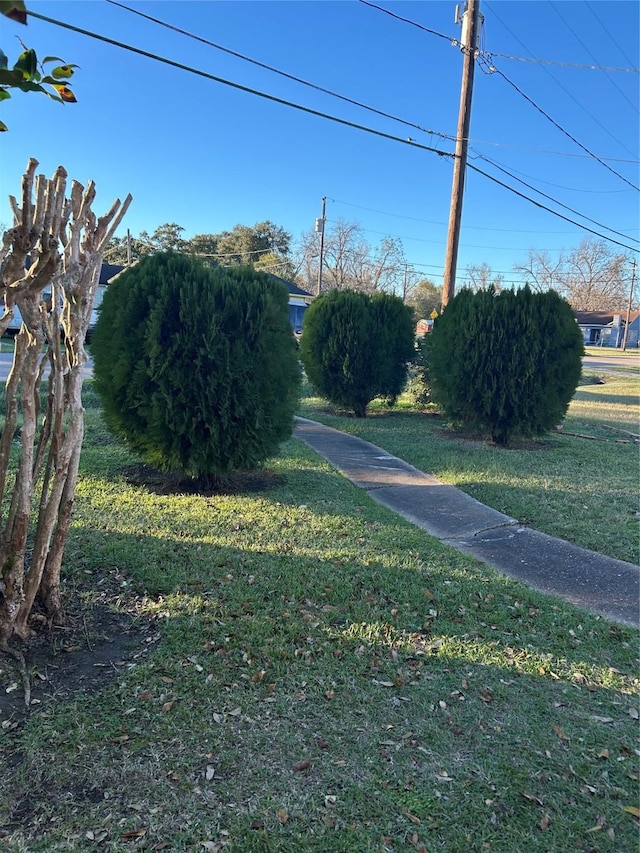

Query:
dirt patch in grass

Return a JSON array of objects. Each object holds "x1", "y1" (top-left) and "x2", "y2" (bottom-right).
[
  {"x1": 0, "y1": 575, "x2": 157, "y2": 725},
  {"x1": 120, "y1": 462, "x2": 285, "y2": 495},
  {"x1": 436, "y1": 427, "x2": 559, "y2": 451}
]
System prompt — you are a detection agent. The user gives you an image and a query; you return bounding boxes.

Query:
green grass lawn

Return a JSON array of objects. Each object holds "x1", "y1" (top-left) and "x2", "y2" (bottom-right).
[
  {"x1": 0, "y1": 382, "x2": 638, "y2": 852},
  {"x1": 298, "y1": 373, "x2": 640, "y2": 565}
]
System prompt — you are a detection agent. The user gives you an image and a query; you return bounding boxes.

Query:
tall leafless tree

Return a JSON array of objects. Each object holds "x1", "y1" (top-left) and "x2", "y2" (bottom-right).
[
  {"x1": 514, "y1": 239, "x2": 632, "y2": 310},
  {"x1": 464, "y1": 262, "x2": 504, "y2": 292},
  {"x1": 295, "y1": 220, "x2": 407, "y2": 295}
]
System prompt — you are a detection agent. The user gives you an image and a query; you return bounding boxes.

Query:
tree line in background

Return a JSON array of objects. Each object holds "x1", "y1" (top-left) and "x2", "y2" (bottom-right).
[{"x1": 104, "y1": 221, "x2": 637, "y2": 316}]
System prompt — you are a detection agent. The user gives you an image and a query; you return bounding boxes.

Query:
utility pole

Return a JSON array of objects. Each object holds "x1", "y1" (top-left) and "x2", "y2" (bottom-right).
[
  {"x1": 622, "y1": 257, "x2": 636, "y2": 351},
  {"x1": 315, "y1": 196, "x2": 326, "y2": 296},
  {"x1": 442, "y1": 0, "x2": 481, "y2": 309}
]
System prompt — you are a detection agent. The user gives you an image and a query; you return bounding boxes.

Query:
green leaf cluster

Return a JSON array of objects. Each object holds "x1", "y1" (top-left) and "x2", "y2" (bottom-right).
[
  {"x1": 0, "y1": 34, "x2": 77, "y2": 129},
  {"x1": 299, "y1": 289, "x2": 415, "y2": 417},
  {"x1": 91, "y1": 253, "x2": 301, "y2": 480},
  {"x1": 425, "y1": 286, "x2": 584, "y2": 445}
]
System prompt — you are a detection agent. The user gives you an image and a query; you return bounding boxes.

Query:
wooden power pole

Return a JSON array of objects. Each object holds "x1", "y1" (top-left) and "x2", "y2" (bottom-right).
[
  {"x1": 442, "y1": 0, "x2": 481, "y2": 309},
  {"x1": 315, "y1": 196, "x2": 326, "y2": 296}
]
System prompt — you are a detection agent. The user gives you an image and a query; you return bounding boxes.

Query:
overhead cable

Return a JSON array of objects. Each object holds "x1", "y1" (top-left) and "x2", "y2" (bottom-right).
[
  {"x1": 485, "y1": 1, "x2": 638, "y2": 159},
  {"x1": 329, "y1": 198, "x2": 586, "y2": 235},
  {"x1": 466, "y1": 162, "x2": 639, "y2": 252},
  {"x1": 550, "y1": 0, "x2": 638, "y2": 114},
  {"x1": 27, "y1": 9, "x2": 638, "y2": 253},
  {"x1": 480, "y1": 57, "x2": 640, "y2": 191},
  {"x1": 27, "y1": 10, "x2": 453, "y2": 159},
  {"x1": 357, "y1": 0, "x2": 455, "y2": 43},
  {"x1": 585, "y1": 1, "x2": 638, "y2": 69},
  {"x1": 471, "y1": 154, "x2": 639, "y2": 243},
  {"x1": 361, "y1": 0, "x2": 639, "y2": 72},
  {"x1": 106, "y1": 0, "x2": 453, "y2": 146}
]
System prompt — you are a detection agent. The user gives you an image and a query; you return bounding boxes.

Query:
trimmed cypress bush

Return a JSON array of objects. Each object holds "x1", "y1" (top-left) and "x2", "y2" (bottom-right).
[
  {"x1": 91, "y1": 253, "x2": 301, "y2": 480},
  {"x1": 299, "y1": 288, "x2": 415, "y2": 417},
  {"x1": 426, "y1": 286, "x2": 584, "y2": 446},
  {"x1": 369, "y1": 291, "x2": 416, "y2": 405}
]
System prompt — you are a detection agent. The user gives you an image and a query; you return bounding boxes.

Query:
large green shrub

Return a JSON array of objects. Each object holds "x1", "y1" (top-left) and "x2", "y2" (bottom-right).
[
  {"x1": 91, "y1": 253, "x2": 301, "y2": 479},
  {"x1": 426, "y1": 286, "x2": 584, "y2": 445},
  {"x1": 299, "y1": 288, "x2": 415, "y2": 417}
]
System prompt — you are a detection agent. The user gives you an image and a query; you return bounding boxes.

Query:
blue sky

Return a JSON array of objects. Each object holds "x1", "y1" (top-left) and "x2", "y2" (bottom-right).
[{"x1": 0, "y1": 0, "x2": 638, "y2": 289}]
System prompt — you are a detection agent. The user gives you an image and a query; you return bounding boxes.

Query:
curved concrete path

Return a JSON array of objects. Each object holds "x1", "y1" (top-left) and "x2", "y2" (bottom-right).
[{"x1": 295, "y1": 417, "x2": 640, "y2": 629}]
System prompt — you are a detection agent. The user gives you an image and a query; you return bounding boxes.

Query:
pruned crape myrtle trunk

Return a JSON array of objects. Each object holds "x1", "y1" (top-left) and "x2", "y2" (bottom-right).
[{"x1": 0, "y1": 158, "x2": 131, "y2": 654}]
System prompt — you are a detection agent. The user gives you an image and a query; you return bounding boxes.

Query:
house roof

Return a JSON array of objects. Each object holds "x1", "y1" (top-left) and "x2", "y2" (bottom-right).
[
  {"x1": 574, "y1": 310, "x2": 640, "y2": 326},
  {"x1": 99, "y1": 263, "x2": 125, "y2": 285},
  {"x1": 268, "y1": 274, "x2": 313, "y2": 298}
]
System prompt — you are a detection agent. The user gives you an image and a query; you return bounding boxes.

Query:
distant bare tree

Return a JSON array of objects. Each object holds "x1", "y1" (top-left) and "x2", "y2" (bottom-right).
[
  {"x1": 561, "y1": 239, "x2": 629, "y2": 310},
  {"x1": 514, "y1": 239, "x2": 632, "y2": 310},
  {"x1": 464, "y1": 262, "x2": 503, "y2": 292},
  {"x1": 296, "y1": 220, "x2": 407, "y2": 295},
  {"x1": 514, "y1": 249, "x2": 564, "y2": 293}
]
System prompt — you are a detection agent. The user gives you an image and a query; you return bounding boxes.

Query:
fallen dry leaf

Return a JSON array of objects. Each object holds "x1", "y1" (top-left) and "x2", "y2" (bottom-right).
[
  {"x1": 520, "y1": 792, "x2": 544, "y2": 807},
  {"x1": 292, "y1": 759, "x2": 312, "y2": 772},
  {"x1": 277, "y1": 808, "x2": 289, "y2": 824},
  {"x1": 120, "y1": 828, "x2": 147, "y2": 840},
  {"x1": 403, "y1": 809, "x2": 421, "y2": 826},
  {"x1": 553, "y1": 724, "x2": 569, "y2": 741},
  {"x1": 628, "y1": 707, "x2": 639, "y2": 720},
  {"x1": 624, "y1": 806, "x2": 640, "y2": 817},
  {"x1": 540, "y1": 814, "x2": 550, "y2": 831}
]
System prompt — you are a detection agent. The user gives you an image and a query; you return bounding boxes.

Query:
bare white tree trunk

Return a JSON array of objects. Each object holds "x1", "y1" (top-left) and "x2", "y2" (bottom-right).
[{"x1": 0, "y1": 159, "x2": 131, "y2": 651}]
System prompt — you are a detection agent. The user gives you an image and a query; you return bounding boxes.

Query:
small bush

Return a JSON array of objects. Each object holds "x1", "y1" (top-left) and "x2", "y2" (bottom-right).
[
  {"x1": 299, "y1": 289, "x2": 415, "y2": 417},
  {"x1": 91, "y1": 253, "x2": 301, "y2": 480},
  {"x1": 426, "y1": 286, "x2": 584, "y2": 445}
]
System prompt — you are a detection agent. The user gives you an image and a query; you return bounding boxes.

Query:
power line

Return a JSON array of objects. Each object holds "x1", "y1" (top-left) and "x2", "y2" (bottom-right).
[
  {"x1": 106, "y1": 0, "x2": 640, "y2": 167},
  {"x1": 480, "y1": 50, "x2": 639, "y2": 74},
  {"x1": 330, "y1": 196, "x2": 633, "y2": 234},
  {"x1": 27, "y1": 10, "x2": 454, "y2": 158},
  {"x1": 325, "y1": 217, "x2": 636, "y2": 255},
  {"x1": 550, "y1": 0, "x2": 639, "y2": 115},
  {"x1": 357, "y1": 0, "x2": 455, "y2": 43},
  {"x1": 480, "y1": 56, "x2": 640, "y2": 191},
  {"x1": 361, "y1": 0, "x2": 639, "y2": 73},
  {"x1": 104, "y1": 2, "x2": 639, "y2": 240},
  {"x1": 105, "y1": 0, "x2": 454, "y2": 147},
  {"x1": 585, "y1": 1, "x2": 638, "y2": 69},
  {"x1": 471, "y1": 154, "x2": 639, "y2": 244},
  {"x1": 464, "y1": 159, "x2": 634, "y2": 194},
  {"x1": 27, "y1": 10, "x2": 639, "y2": 254},
  {"x1": 486, "y1": 1, "x2": 638, "y2": 159},
  {"x1": 466, "y1": 161, "x2": 639, "y2": 252}
]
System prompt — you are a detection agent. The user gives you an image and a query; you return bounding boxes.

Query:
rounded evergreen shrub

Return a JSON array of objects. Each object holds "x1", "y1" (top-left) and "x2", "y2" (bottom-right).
[
  {"x1": 426, "y1": 286, "x2": 584, "y2": 445},
  {"x1": 299, "y1": 288, "x2": 415, "y2": 417},
  {"x1": 91, "y1": 253, "x2": 301, "y2": 480},
  {"x1": 369, "y1": 291, "x2": 416, "y2": 405}
]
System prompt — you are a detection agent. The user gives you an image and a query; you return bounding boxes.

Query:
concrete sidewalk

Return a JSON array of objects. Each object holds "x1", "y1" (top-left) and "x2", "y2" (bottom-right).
[{"x1": 294, "y1": 417, "x2": 640, "y2": 629}]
